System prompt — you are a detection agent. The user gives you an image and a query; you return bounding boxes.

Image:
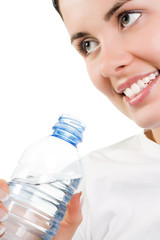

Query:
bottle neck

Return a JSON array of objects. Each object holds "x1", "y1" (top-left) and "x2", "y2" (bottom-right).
[{"x1": 52, "y1": 115, "x2": 85, "y2": 147}]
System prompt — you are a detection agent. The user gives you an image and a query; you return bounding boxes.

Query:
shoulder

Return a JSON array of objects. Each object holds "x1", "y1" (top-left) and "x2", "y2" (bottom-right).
[
  {"x1": 82, "y1": 133, "x2": 142, "y2": 166},
  {"x1": 79, "y1": 132, "x2": 144, "y2": 193}
]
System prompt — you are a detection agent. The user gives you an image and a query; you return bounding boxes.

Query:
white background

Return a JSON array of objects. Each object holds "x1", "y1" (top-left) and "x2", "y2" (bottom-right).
[{"x1": 0, "y1": 0, "x2": 141, "y2": 181}]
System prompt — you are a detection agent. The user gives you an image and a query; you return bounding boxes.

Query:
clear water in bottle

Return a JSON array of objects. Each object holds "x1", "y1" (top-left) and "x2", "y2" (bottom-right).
[{"x1": 2, "y1": 115, "x2": 85, "y2": 239}]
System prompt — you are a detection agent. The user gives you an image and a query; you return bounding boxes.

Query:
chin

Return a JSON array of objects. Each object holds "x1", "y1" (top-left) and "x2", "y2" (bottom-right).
[
  {"x1": 126, "y1": 99, "x2": 160, "y2": 130},
  {"x1": 134, "y1": 116, "x2": 160, "y2": 130}
]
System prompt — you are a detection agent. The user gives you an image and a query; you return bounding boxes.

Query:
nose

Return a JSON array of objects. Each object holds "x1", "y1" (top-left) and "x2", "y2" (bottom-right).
[{"x1": 99, "y1": 38, "x2": 134, "y2": 78}]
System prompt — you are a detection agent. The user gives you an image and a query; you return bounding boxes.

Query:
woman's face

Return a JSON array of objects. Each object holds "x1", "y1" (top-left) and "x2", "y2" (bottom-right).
[{"x1": 59, "y1": 0, "x2": 160, "y2": 129}]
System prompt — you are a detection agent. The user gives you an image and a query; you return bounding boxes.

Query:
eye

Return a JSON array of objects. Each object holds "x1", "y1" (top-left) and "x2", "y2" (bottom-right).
[
  {"x1": 77, "y1": 39, "x2": 100, "y2": 56},
  {"x1": 119, "y1": 12, "x2": 141, "y2": 29},
  {"x1": 83, "y1": 41, "x2": 98, "y2": 53}
]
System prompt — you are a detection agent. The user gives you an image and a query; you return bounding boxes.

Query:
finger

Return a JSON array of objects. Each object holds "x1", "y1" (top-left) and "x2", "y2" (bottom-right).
[
  {"x1": 64, "y1": 192, "x2": 82, "y2": 225},
  {"x1": 0, "y1": 202, "x2": 8, "y2": 222},
  {"x1": 0, "y1": 180, "x2": 9, "y2": 202},
  {"x1": 0, "y1": 223, "x2": 6, "y2": 237},
  {"x1": 53, "y1": 192, "x2": 83, "y2": 240}
]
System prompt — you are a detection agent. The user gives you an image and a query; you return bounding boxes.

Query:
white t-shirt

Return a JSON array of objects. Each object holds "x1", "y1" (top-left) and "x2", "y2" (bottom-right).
[{"x1": 73, "y1": 131, "x2": 160, "y2": 240}]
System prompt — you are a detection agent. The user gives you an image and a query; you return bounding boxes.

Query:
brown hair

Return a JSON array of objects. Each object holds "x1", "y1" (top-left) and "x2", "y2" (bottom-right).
[
  {"x1": 52, "y1": 0, "x2": 59, "y2": 12},
  {"x1": 52, "y1": 0, "x2": 63, "y2": 18}
]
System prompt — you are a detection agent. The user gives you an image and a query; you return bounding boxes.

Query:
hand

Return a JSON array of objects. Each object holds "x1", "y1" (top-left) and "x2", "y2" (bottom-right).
[
  {"x1": 0, "y1": 180, "x2": 9, "y2": 237},
  {"x1": 52, "y1": 192, "x2": 83, "y2": 240}
]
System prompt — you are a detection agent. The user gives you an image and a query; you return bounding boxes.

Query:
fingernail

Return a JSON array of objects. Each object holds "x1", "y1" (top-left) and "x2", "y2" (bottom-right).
[
  {"x1": 0, "y1": 225, "x2": 6, "y2": 236},
  {"x1": 0, "y1": 209, "x2": 8, "y2": 222},
  {"x1": 0, "y1": 189, "x2": 9, "y2": 202}
]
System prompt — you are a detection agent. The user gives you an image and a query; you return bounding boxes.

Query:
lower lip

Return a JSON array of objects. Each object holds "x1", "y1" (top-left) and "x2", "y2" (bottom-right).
[{"x1": 124, "y1": 74, "x2": 160, "y2": 106}]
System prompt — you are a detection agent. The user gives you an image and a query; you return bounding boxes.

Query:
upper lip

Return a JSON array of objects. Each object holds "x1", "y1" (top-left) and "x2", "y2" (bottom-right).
[{"x1": 116, "y1": 70, "x2": 159, "y2": 94}]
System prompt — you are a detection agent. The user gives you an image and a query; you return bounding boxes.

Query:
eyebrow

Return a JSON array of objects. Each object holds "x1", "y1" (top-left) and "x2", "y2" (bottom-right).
[
  {"x1": 71, "y1": 0, "x2": 132, "y2": 44},
  {"x1": 71, "y1": 32, "x2": 89, "y2": 44},
  {"x1": 104, "y1": 0, "x2": 133, "y2": 21}
]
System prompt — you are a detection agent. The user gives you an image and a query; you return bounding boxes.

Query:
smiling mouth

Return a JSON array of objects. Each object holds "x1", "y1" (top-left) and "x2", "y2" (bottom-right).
[{"x1": 122, "y1": 70, "x2": 160, "y2": 99}]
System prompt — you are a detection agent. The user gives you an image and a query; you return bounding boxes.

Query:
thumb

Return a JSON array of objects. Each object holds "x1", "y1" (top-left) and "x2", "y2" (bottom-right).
[{"x1": 53, "y1": 192, "x2": 83, "y2": 240}]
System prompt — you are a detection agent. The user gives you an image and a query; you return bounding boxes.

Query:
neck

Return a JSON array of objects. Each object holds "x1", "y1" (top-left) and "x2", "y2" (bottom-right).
[{"x1": 145, "y1": 128, "x2": 160, "y2": 144}]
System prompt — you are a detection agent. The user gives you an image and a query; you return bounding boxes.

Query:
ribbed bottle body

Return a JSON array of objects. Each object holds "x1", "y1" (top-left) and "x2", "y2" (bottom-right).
[
  {"x1": 3, "y1": 178, "x2": 81, "y2": 239},
  {"x1": 2, "y1": 115, "x2": 85, "y2": 239}
]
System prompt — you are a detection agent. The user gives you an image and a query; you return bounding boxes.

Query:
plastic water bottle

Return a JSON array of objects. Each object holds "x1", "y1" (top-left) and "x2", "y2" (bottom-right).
[{"x1": 2, "y1": 114, "x2": 85, "y2": 240}]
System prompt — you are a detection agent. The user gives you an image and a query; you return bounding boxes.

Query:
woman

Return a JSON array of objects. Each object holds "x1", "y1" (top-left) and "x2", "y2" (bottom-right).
[{"x1": 1, "y1": 0, "x2": 160, "y2": 239}]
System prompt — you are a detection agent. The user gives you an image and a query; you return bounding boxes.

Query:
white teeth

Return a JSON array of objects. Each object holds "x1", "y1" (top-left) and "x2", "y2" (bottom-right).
[
  {"x1": 155, "y1": 71, "x2": 159, "y2": 77},
  {"x1": 131, "y1": 83, "x2": 141, "y2": 94},
  {"x1": 137, "y1": 80, "x2": 145, "y2": 89},
  {"x1": 149, "y1": 73, "x2": 156, "y2": 80},
  {"x1": 124, "y1": 88, "x2": 134, "y2": 98},
  {"x1": 123, "y1": 71, "x2": 159, "y2": 98},
  {"x1": 143, "y1": 76, "x2": 150, "y2": 84}
]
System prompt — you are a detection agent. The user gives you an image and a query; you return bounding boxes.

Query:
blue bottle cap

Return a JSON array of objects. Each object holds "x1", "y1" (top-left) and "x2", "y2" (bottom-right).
[{"x1": 52, "y1": 114, "x2": 86, "y2": 147}]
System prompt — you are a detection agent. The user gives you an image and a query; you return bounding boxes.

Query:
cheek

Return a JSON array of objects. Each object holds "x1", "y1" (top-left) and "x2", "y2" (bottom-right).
[
  {"x1": 86, "y1": 62, "x2": 128, "y2": 116},
  {"x1": 149, "y1": 34, "x2": 160, "y2": 67},
  {"x1": 143, "y1": 31, "x2": 160, "y2": 63},
  {"x1": 129, "y1": 24, "x2": 160, "y2": 68},
  {"x1": 86, "y1": 62, "x2": 113, "y2": 97}
]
